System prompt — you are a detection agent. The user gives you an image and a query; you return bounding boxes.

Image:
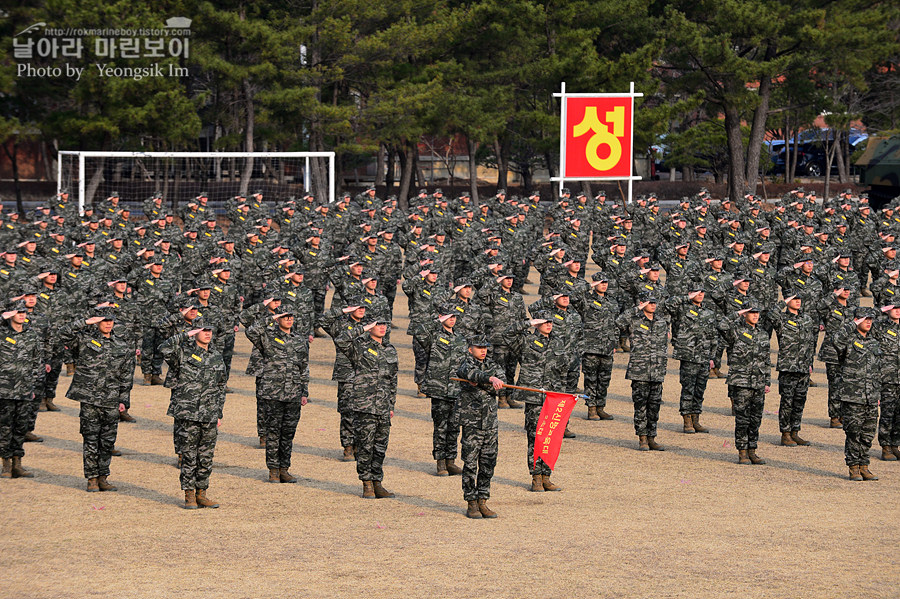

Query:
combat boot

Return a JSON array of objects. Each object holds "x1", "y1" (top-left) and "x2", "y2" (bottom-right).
[
  {"x1": 110, "y1": 447, "x2": 121, "y2": 456},
  {"x1": 737, "y1": 450, "x2": 751, "y2": 465},
  {"x1": 24, "y1": 432, "x2": 43, "y2": 443},
  {"x1": 150, "y1": 374, "x2": 164, "y2": 386},
  {"x1": 647, "y1": 437, "x2": 664, "y2": 451},
  {"x1": 279, "y1": 469, "x2": 297, "y2": 483},
  {"x1": 268, "y1": 468, "x2": 280, "y2": 483},
  {"x1": 43, "y1": 397, "x2": 61, "y2": 412},
  {"x1": 563, "y1": 426, "x2": 576, "y2": 438},
  {"x1": 341, "y1": 446, "x2": 355, "y2": 462},
  {"x1": 848, "y1": 465, "x2": 862, "y2": 481},
  {"x1": 892, "y1": 446, "x2": 900, "y2": 460},
  {"x1": 466, "y1": 500, "x2": 482, "y2": 519},
  {"x1": 119, "y1": 409, "x2": 136, "y2": 423},
  {"x1": 445, "y1": 459, "x2": 462, "y2": 475},
  {"x1": 790, "y1": 431, "x2": 810, "y2": 446},
  {"x1": 747, "y1": 449, "x2": 766, "y2": 465},
  {"x1": 859, "y1": 465, "x2": 878, "y2": 481},
  {"x1": 86, "y1": 477, "x2": 100, "y2": 492},
  {"x1": 143, "y1": 374, "x2": 152, "y2": 386},
  {"x1": 682, "y1": 414, "x2": 695, "y2": 434},
  {"x1": 708, "y1": 368, "x2": 717, "y2": 379},
  {"x1": 882, "y1": 446, "x2": 897, "y2": 461},
  {"x1": 435, "y1": 459, "x2": 449, "y2": 476},
  {"x1": 587, "y1": 406, "x2": 600, "y2": 420},
  {"x1": 258, "y1": 436, "x2": 266, "y2": 449},
  {"x1": 692, "y1": 414, "x2": 709, "y2": 433},
  {"x1": 1, "y1": 458, "x2": 11, "y2": 478},
  {"x1": 829, "y1": 417, "x2": 842, "y2": 429},
  {"x1": 862, "y1": 288, "x2": 873, "y2": 297},
  {"x1": 781, "y1": 432, "x2": 798, "y2": 447},
  {"x1": 477, "y1": 498, "x2": 498, "y2": 518},
  {"x1": 531, "y1": 474, "x2": 544, "y2": 492},
  {"x1": 638, "y1": 435, "x2": 650, "y2": 451},
  {"x1": 497, "y1": 396, "x2": 510, "y2": 409},
  {"x1": 97, "y1": 476, "x2": 117, "y2": 492},
  {"x1": 362, "y1": 481, "x2": 376, "y2": 499},
  {"x1": 506, "y1": 396, "x2": 523, "y2": 409},
  {"x1": 712, "y1": 367, "x2": 724, "y2": 378},
  {"x1": 11, "y1": 457, "x2": 33, "y2": 478},
  {"x1": 372, "y1": 480, "x2": 394, "y2": 498},
  {"x1": 184, "y1": 490, "x2": 198, "y2": 509},
  {"x1": 597, "y1": 408, "x2": 613, "y2": 420},
  {"x1": 195, "y1": 488, "x2": 219, "y2": 508},
  {"x1": 65, "y1": 363, "x2": 75, "y2": 376},
  {"x1": 541, "y1": 475, "x2": 561, "y2": 491}
]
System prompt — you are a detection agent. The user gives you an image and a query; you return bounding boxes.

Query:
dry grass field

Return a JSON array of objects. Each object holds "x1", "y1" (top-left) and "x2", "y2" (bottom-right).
[{"x1": 2, "y1": 270, "x2": 898, "y2": 599}]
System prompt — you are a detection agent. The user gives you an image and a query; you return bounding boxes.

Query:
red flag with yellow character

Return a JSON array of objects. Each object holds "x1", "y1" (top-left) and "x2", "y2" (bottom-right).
[{"x1": 533, "y1": 392, "x2": 579, "y2": 470}]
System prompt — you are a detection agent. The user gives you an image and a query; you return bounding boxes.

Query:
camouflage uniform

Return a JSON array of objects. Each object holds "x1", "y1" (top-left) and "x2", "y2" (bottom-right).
[
  {"x1": 816, "y1": 296, "x2": 856, "y2": 420},
  {"x1": 60, "y1": 319, "x2": 133, "y2": 479},
  {"x1": 482, "y1": 283, "x2": 527, "y2": 405},
  {"x1": 664, "y1": 296, "x2": 718, "y2": 416},
  {"x1": 335, "y1": 327, "x2": 398, "y2": 482},
  {"x1": 768, "y1": 307, "x2": 818, "y2": 434},
  {"x1": 246, "y1": 320, "x2": 309, "y2": 471},
  {"x1": 421, "y1": 323, "x2": 467, "y2": 461},
  {"x1": 456, "y1": 353, "x2": 503, "y2": 501},
  {"x1": 833, "y1": 322, "x2": 881, "y2": 467},
  {"x1": 580, "y1": 291, "x2": 619, "y2": 410},
  {"x1": 135, "y1": 271, "x2": 178, "y2": 377},
  {"x1": 0, "y1": 318, "x2": 44, "y2": 462},
  {"x1": 616, "y1": 309, "x2": 669, "y2": 437},
  {"x1": 159, "y1": 332, "x2": 227, "y2": 491},
  {"x1": 876, "y1": 315, "x2": 900, "y2": 449},
  {"x1": 718, "y1": 316, "x2": 771, "y2": 450},
  {"x1": 321, "y1": 307, "x2": 367, "y2": 450}
]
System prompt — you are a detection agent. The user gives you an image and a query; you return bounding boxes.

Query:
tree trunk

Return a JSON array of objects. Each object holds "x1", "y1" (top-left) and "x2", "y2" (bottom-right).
[
  {"x1": 790, "y1": 126, "x2": 800, "y2": 184},
  {"x1": 240, "y1": 79, "x2": 255, "y2": 197},
  {"x1": 467, "y1": 137, "x2": 479, "y2": 203},
  {"x1": 580, "y1": 181, "x2": 592, "y2": 197},
  {"x1": 375, "y1": 143, "x2": 386, "y2": 187},
  {"x1": 494, "y1": 136, "x2": 509, "y2": 191},
  {"x1": 744, "y1": 46, "x2": 775, "y2": 191},
  {"x1": 723, "y1": 104, "x2": 746, "y2": 203},
  {"x1": 86, "y1": 157, "x2": 106, "y2": 209},
  {"x1": 825, "y1": 130, "x2": 840, "y2": 200},
  {"x1": 385, "y1": 145, "x2": 396, "y2": 194},
  {"x1": 544, "y1": 150, "x2": 558, "y2": 203},
  {"x1": 398, "y1": 142, "x2": 414, "y2": 209},
  {"x1": 413, "y1": 145, "x2": 425, "y2": 189},
  {"x1": 835, "y1": 130, "x2": 849, "y2": 184},
  {"x1": 2, "y1": 141, "x2": 24, "y2": 216}
]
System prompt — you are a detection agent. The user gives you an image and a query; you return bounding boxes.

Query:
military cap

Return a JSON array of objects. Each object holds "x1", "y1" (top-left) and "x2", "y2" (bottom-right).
[{"x1": 468, "y1": 335, "x2": 491, "y2": 348}]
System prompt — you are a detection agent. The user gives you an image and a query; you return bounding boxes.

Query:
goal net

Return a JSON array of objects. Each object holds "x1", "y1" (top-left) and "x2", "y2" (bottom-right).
[{"x1": 58, "y1": 151, "x2": 336, "y2": 215}]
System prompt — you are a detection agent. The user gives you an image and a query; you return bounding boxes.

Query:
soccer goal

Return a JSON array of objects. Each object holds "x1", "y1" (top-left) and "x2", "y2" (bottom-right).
[{"x1": 57, "y1": 151, "x2": 336, "y2": 214}]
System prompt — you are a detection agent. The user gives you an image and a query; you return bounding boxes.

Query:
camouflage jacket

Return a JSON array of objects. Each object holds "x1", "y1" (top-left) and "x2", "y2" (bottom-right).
[
  {"x1": 875, "y1": 317, "x2": 900, "y2": 385},
  {"x1": 159, "y1": 332, "x2": 227, "y2": 423},
  {"x1": 321, "y1": 308, "x2": 366, "y2": 382},
  {"x1": 446, "y1": 296, "x2": 487, "y2": 342},
  {"x1": 277, "y1": 280, "x2": 315, "y2": 337},
  {"x1": 815, "y1": 297, "x2": 856, "y2": 364},
  {"x1": 59, "y1": 320, "x2": 133, "y2": 407},
  {"x1": 616, "y1": 309, "x2": 669, "y2": 382},
  {"x1": 207, "y1": 276, "x2": 243, "y2": 329},
  {"x1": 513, "y1": 331, "x2": 568, "y2": 404},
  {"x1": 421, "y1": 324, "x2": 468, "y2": 400},
  {"x1": 246, "y1": 322, "x2": 309, "y2": 402},
  {"x1": 768, "y1": 308, "x2": 818, "y2": 373},
  {"x1": 135, "y1": 273, "x2": 178, "y2": 326},
  {"x1": 0, "y1": 319, "x2": 44, "y2": 400},
  {"x1": 335, "y1": 328, "x2": 398, "y2": 416},
  {"x1": 456, "y1": 354, "x2": 503, "y2": 430},
  {"x1": 717, "y1": 317, "x2": 771, "y2": 390},
  {"x1": 581, "y1": 292, "x2": 620, "y2": 355},
  {"x1": 833, "y1": 325, "x2": 881, "y2": 405},
  {"x1": 240, "y1": 302, "x2": 278, "y2": 376},
  {"x1": 483, "y1": 286, "x2": 527, "y2": 347},
  {"x1": 664, "y1": 296, "x2": 718, "y2": 363}
]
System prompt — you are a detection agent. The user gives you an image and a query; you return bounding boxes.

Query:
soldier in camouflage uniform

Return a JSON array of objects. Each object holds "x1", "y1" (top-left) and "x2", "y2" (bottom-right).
[
  {"x1": 456, "y1": 335, "x2": 505, "y2": 519},
  {"x1": 616, "y1": 298, "x2": 669, "y2": 450},
  {"x1": 0, "y1": 303, "x2": 45, "y2": 479},
  {"x1": 335, "y1": 320, "x2": 398, "y2": 499},
  {"x1": 135, "y1": 259, "x2": 178, "y2": 385},
  {"x1": 60, "y1": 313, "x2": 134, "y2": 491},
  {"x1": 246, "y1": 312, "x2": 309, "y2": 483},
  {"x1": 160, "y1": 327, "x2": 227, "y2": 509},
  {"x1": 768, "y1": 291, "x2": 819, "y2": 447},
  {"x1": 420, "y1": 309, "x2": 468, "y2": 476},
  {"x1": 321, "y1": 301, "x2": 367, "y2": 460},
  {"x1": 717, "y1": 305, "x2": 771, "y2": 465},
  {"x1": 833, "y1": 308, "x2": 881, "y2": 481},
  {"x1": 482, "y1": 273, "x2": 527, "y2": 409},
  {"x1": 664, "y1": 288, "x2": 718, "y2": 434},
  {"x1": 581, "y1": 277, "x2": 619, "y2": 421},
  {"x1": 816, "y1": 286, "x2": 857, "y2": 428},
  {"x1": 875, "y1": 304, "x2": 900, "y2": 461}
]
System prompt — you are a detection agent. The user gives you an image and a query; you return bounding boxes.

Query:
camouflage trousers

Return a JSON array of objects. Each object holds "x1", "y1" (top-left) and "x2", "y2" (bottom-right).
[
  {"x1": 524, "y1": 403, "x2": 552, "y2": 476},
  {"x1": 0, "y1": 398, "x2": 31, "y2": 459},
  {"x1": 352, "y1": 411, "x2": 390, "y2": 481},
  {"x1": 566, "y1": 356, "x2": 582, "y2": 394},
  {"x1": 173, "y1": 417, "x2": 186, "y2": 456},
  {"x1": 730, "y1": 385, "x2": 764, "y2": 450},
  {"x1": 825, "y1": 362, "x2": 842, "y2": 419},
  {"x1": 79, "y1": 403, "x2": 119, "y2": 479},
  {"x1": 878, "y1": 384, "x2": 900, "y2": 447},
  {"x1": 778, "y1": 371, "x2": 809, "y2": 433},
  {"x1": 120, "y1": 357, "x2": 135, "y2": 410},
  {"x1": 430, "y1": 397, "x2": 460, "y2": 460},
  {"x1": 631, "y1": 381, "x2": 663, "y2": 437},
  {"x1": 461, "y1": 424, "x2": 498, "y2": 501},
  {"x1": 384, "y1": 284, "x2": 397, "y2": 316},
  {"x1": 842, "y1": 402, "x2": 877, "y2": 466},
  {"x1": 25, "y1": 397, "x2": 41, "y2": 433},
  {"x1": 491, "y1": 344, "x2": 518, "y2": 403},
  {"x1": 512, "y1": 262, "x2": 529, "y2": 293},
  {"x1": 255, "y1": 377, "x2": 267, "y2": 437},
  {"x1": 178, "y1": 419, "x2": 218, "y2": 490},
  {"x1": 265, "y1": 400, "x2": 301, "y2": 470},
  {"x1": 678, "y1": 361, "x2": 709, "y2": 415},
  {"x1": 312, "y1": 288, "x2": 327, "y2": 320},
  {"x1": 222, "y1": 331, "x2": 236, "y2": 379},
  {"x1": 37, "y1": 347, "x2": 64, "y2": 400},
  {"x1": 140, "y1": 326, "x2": 165, "y2": 376},
  {"x1": 582, "y1": 353, "x2": 614, "y2": 408},
  {"x1": 337, "y1": 382, "x2": 355, "y2": 448},
  {"x1": 412, "y1": 335, "x2": 429, "y2": 385}
]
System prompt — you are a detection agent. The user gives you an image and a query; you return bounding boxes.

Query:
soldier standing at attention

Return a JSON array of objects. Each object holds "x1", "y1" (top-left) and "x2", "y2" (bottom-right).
[
  {"x1": 246, "y1": 312, "x2": 309, "y2": 483},
  {"x1": 456, "y1": 336, "x2": 505, "y2": 519},
  {"x1": 580, "y1": 277, "x2": 619, "y2": 421},
  {"x1": 60, "y1": 312, "x2": 134, "y2": 491},
  {"x1": 336, "y1": 320, "x2": 398, "y2": 499},
  {"x1": 834, "y1": 308, "x2": 882, "y2": 481},
  {"x1": 718, "y1": 304, "x2": 771, "y2": 465},
  {"x1": 616, "y1": 297, "x2": 670, "y2": 451},
  {"x1": 0, "y1": 302, "x2": 46, "y2": 480},
  {"x1": 876, "y1": 304, "x2": 900, "y2": 461},
  {"x1": 160, "y1": 326, "x2": 227, "y2": 509},
  {"x1": 768, "y1": 291, "x2": 819, "y2": 447}
]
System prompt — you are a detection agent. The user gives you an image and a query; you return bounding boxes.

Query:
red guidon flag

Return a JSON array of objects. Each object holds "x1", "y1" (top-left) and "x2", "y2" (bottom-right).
[{"x1": 533, "y1": 392, "x2": 579, "y2": 470}]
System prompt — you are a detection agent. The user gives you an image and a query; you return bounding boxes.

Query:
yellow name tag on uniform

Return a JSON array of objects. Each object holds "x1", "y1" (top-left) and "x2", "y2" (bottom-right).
[
  {"x1": 734, "y1": 298, "x2": 743, "y2": 305},
  {"x1": 787, "y1": 320, "x2": 798, "y2": 326},
  {"x1": 500, "y1": 297, "x2": 508, "y2": 303},
  {"x1": 854, "y1": 342, "x2": 864, "y2": 349},
  {"x1": 888, "y1": 330, "x2": 897, "y2": 337},
  {"x1": 640, "y1": 324, "x2": 649, "y2": 330},
  {"x1": 423, "y1": 290, "x2": 431, "y2": 296},
  {"x1": 5, "y1": 337, "x2": 16, "y2": 344},
  {"x1": 456, "y1": 306, "x2": 464, "y2": 313},
  {"x1": 288, "y1": 291, "x2": 296, "y2": 298},
  {"x1": 91, "y1": 340, "x2": 102, "y2": 347},
  {"x1": 555, "y1": 314, "x2": 564, "y2": 320},
  {"x1": 796, "y1": 279, "x2": 805, "y2": 285},
  {"x1": 594, "y1": 301, "x2": 603, "y2": 307},
  {"x1": 742, "y1": 332, "x2": 753, "y2": 340},
  {"x1": 40, "y1": 293, "x2": 49, "y2": 300},
  {"x1": 565, "y1": 280, "x2": 574, "y2": 286},
  {"x1": 145, "y1": 280, "x2": 154, "y2": 286},
  {"x1": 439, "y1": 337, "x2": 450, "y2": 345},
  {"x1": 533, "y1": 340, "x2": 544, "y2": 348},
  {"x1": 367, "y1": 348, "x2": 379, "y2": 356},
  {"x1": 191, "y1": 354, "x2": 202, "y2": 362},
  {"x1": 690, "y1": 310, "x2": 699, "y2": 316},
  {"x1": 275, "y1": 338, "x2": 285, "y2": 345},
  {"x1": 834, "y1": 310, "x2": 843, "y2": 316},
  {"x1": 709, "y1": 276, "x2": 717, "y2": 281},
  {"x1": 214, "y1": 286, "x2": 223, "y2": 292}
]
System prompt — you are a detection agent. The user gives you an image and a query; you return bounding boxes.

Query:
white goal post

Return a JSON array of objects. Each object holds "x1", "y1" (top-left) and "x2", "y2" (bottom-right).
[{"x1": 57, "y1": 151, "x2": 336, "y2": 214}]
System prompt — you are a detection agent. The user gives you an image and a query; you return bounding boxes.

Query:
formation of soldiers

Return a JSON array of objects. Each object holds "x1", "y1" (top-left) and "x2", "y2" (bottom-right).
[{"x1": 1, "y1": 182, "x2": 899, "y2": 517}]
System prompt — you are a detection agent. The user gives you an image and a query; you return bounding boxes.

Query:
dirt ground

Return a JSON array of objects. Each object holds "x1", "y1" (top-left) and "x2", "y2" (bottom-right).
[{"x1": 2, "y1": 268, "x2": 898, "y2": 599}]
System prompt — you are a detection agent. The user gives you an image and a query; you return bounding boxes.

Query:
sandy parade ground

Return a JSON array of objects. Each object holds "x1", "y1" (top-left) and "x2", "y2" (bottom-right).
[{"x1": 2, "y1": 263, "x2": 899, "y2": 599}]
